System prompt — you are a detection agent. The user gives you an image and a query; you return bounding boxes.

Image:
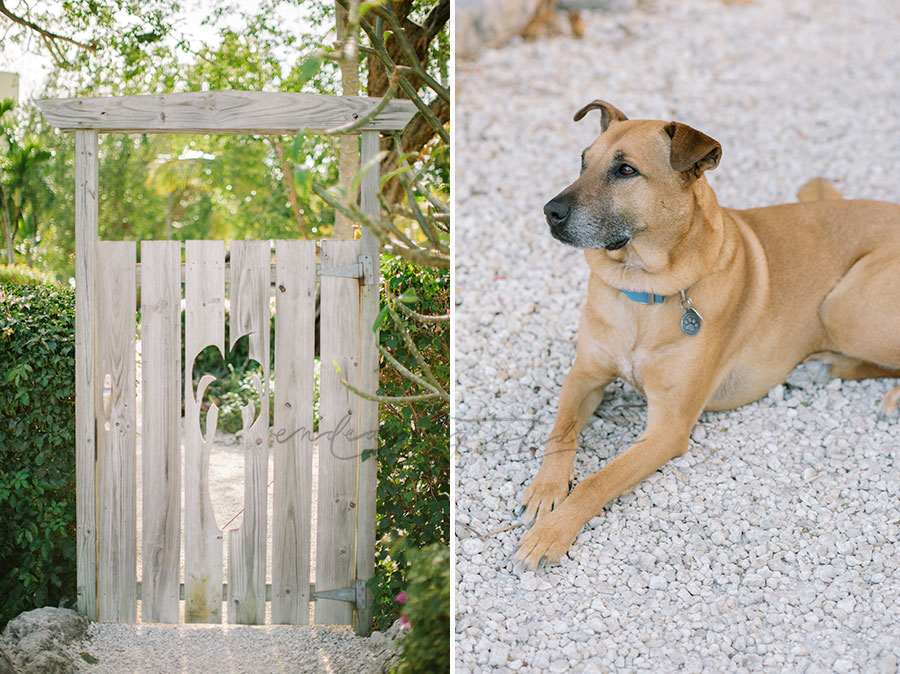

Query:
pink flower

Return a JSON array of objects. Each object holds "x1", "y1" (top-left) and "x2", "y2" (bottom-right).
[
  {"x1": 399, "y1": 614, "x2": 411, "y2": 630},
  {"x1": 395, "y1": 591, "x2": 407, "y2": 604}
]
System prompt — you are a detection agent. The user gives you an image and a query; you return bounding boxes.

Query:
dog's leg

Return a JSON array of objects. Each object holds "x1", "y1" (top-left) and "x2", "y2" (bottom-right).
[
  {"x1": 519, "y1": 359, "x2": 614, "y2": 523},
  {"x1": 819, "y1": 251, "x2": 900, "y2": 416},
  {"x1": 515, "y1": 368, "x2": 710, "y2": 570},
  {"x1": 813, "y1": 352, "x2": 900, "y2": 381}
]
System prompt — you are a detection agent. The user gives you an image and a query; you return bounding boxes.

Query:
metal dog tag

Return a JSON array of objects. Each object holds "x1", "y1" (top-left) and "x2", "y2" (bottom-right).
[
  {"x1": 681, "y1": 308, "x2": 702, "y2": 336},
  {"x1": 679, "y1": 290, "x2": 703, "y2": 336}
]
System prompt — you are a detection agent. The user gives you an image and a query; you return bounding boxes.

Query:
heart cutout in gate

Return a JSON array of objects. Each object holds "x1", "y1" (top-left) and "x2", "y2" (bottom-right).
[
  {"x1": 189, "y1": 331, "x2": 269, "y2": 439},
  {"x1": 188, "y1": 332, "x2": 269, "y2": 532}
]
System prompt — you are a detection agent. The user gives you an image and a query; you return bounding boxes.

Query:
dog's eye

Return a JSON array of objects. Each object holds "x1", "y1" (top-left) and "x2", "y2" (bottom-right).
[{"x1": 616, "y1": 164, "x2": 638, "y2": 177}]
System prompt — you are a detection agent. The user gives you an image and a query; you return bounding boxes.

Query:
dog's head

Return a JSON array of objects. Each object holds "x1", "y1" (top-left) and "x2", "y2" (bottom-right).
[{"x1": 543, "y1": 101, "x2": 722, "y2": 252}]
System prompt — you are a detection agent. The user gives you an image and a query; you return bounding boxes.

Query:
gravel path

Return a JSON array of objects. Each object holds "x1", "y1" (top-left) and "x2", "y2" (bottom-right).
[
  {"x1": 65, "y1": 621, "x2": 401, "y2": 673},
  {"x1": 454, "y1": 1, "x2": 900, "y2": 672}
]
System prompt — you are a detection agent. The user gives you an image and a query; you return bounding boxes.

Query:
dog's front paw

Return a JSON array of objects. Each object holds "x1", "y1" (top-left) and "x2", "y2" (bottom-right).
[
  {"x1": 514, "y1": 507, "x2": 579, "y2": 571},
  {"x1": 878, "y1": 384, "x2": 900, "y2": 418},
  {"x1": 520, "y1": 463, "x2": 572, "y2": 524}
]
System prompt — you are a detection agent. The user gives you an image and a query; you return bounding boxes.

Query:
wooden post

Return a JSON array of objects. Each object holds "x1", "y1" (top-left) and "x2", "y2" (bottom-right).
[
  {"x1": 74, "y1": 131, "x2": 98, "y2": 620},
  {"x1": 355, "y1": 131, "x2": 381, "y2": 635}
]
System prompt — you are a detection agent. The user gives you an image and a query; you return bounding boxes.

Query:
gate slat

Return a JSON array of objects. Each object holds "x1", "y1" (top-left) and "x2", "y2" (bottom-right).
[
  {"x1": 95, "y1": 241, "x2": 137, "y2": 622},
  {"x1": 226, "y1": 240, "x2": 271, "y2": 624},
  {"x1": 140, "y1": 241, "x2": 182, "y2": 623},
  {"x1": 184, "y1": 240, "x2": 225, "y2": 623},
  {"x1": 271, "y1": 240, "x2": 316, "y2": 624},
  {"x1": 316, "y1": 239, "x2": 362, "y2": 625}
]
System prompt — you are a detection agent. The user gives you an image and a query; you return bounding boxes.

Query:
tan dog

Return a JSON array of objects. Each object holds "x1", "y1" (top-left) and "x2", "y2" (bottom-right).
[{"x1": 514, "y1": 101, "x2": 900, "y2": 571}]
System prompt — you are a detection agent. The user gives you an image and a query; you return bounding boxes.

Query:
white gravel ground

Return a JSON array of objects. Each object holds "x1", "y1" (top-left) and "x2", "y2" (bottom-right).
[
  {"x1": 65, "y1": 621, "x2": 402, "y2": 673},
  {"x1": 454, "y1": 1, "x2": 900, "y2": 672}
]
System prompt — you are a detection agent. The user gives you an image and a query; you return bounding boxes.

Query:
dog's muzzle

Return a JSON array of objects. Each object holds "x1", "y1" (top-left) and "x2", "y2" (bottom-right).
[{"x1": 543, "y1": 195, "x2": 632, "y2": 250}]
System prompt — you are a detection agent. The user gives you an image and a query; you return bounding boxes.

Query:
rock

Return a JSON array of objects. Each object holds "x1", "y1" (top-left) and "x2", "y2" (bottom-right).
[
  {"x1": 0, "y1": 647, "x2": 15, "y2": 674},
  {"x1": 462, "y1": 537, "x2": 485, "y2": 556},
  {"x1": 456, "y1": 0, "x2": 542, "y2": 58},
  {"x1": 19, "y1": 651, "x2": 71, "y2": 674},
  {"x1": 649, "y1": 575, "x2": 668, "y2": 591},
  {"x1": 559, "y1": 0, "x2": 637, "y2": 11},
  {"x1": 0, "y1": 608, "x2": 89, "y2": 674},
  {"x1": 2, "y1": 608, "x2": 88, "y2": 644},
  {"x1": 372, "y1": 619, "x2": 407, "y2": 673},
  {"x1": 878, "y1": 653, "x2": 898, "y2": 674},
  {"x1": 489, "y1": 643, "x2": 510, "y2": 666}
]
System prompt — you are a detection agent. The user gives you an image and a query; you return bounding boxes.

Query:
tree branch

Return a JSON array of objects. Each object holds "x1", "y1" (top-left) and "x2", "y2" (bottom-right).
[{"x1": 0, "y1": 0, "x2": 96, "y2": 52}]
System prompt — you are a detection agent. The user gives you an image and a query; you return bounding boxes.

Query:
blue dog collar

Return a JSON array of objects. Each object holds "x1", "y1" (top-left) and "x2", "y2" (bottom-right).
[{"x1": 620, "y1": 289, "x2": 667, "y2": 304}]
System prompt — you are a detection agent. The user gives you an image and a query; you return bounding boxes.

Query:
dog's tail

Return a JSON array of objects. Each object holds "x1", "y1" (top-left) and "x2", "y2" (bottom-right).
[{"x1": 797, "y1": 177, "x2": 843, "y2": 202}]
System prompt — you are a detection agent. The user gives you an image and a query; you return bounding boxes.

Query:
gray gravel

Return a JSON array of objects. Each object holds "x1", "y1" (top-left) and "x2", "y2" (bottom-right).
[
  {"x1": 454, "y1": 1, "x2": 900, "y2": 672},
  {"x1": 64, "y1": 621, "x2": 403, "y2": 674}
]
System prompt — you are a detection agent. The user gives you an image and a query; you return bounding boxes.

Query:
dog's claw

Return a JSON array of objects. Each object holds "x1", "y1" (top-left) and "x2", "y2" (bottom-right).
[
  {"x1": 538, "y1": 557, "x2": 546, "y2": 569},
  {"x1": 515, "y1": 505, "x2": 526, "y2": 518}
]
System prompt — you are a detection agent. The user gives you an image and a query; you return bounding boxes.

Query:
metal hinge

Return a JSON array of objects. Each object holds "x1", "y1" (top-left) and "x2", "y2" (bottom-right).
[
  {"x1": 313, "y1": 579, "x2": 370, "y2": 610},
  {"x1": 317, "y1": 253, "x2": 374, "y2": 285}
]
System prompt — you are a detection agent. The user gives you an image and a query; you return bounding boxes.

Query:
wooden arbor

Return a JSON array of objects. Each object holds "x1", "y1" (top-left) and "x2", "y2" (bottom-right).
[{"x1": 38, "y1": 90, "x2": 415, "y2": 632}]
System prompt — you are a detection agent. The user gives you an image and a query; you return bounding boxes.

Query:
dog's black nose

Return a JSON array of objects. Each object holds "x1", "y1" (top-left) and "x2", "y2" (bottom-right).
[{"x1": 543, "y1": 197, "x2": 571, "y2": 227}]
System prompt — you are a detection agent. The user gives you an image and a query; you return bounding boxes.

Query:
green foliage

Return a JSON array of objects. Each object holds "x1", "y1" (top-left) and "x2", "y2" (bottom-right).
[
  {"x1": 0, "y1": 265, "x2": 57, "y2": 286},
  {"x1": 393, "y1": 542, "x2": 450, "y2": 674},
  {"x1": 0, "y1": 283, "x2": 76, "y2": 627},
  {"x1": 1, "y1": 99, "x2": 54, "y2": 266},
  {"x1": 373, "y1": 257, "x2": 449, "y2": 629},
  {"x1": 187, "y1": 312, "x2": 276, "y2": 434}
]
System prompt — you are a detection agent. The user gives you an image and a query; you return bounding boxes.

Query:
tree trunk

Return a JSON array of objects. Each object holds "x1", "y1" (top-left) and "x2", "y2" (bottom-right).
[
  {"x1": 270, "y1": 138, "x2": 309, "y2": 237},
  {"x1": 0, "y1": 185, "x2": 14, "y2": 264},
  {"x1": 334, "y1": 2, "x2": 360, "y2": 239},
  {"x1": 165, "y1": 192, "x2": 174, "y2": 240}
]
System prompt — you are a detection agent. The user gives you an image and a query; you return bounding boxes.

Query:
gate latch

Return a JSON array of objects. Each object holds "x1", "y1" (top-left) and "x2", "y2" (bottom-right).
[
  {"x1": 313, "y1": 579, "x2": 370, "y2": 610},
  {"x1": 318, "y1": 254, "x2": 374, "y2": 285}
]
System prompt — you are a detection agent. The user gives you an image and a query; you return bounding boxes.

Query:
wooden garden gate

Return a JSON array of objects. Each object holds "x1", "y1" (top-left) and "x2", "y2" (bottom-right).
[{"x1": 38, "y1": 91, "x2": 415, "y2": 632}]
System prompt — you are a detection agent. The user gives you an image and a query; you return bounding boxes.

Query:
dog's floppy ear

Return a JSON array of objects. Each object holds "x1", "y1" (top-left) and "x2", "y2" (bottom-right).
[
  {"x1": 664, "y1": 122, "x2": 722, "y2": 179},
  {"x1": 573, "y1": 100, "x2": 628, "y2": 132}
]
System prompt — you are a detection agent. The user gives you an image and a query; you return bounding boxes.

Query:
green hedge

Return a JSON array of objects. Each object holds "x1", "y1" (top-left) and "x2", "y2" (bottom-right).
[
  {"x1": 394, "y1": 542, "x2": 450, "y2": 673},
  {"x1": 372, "y1": 258, "x2": 450, "y2": 630},
  {"x1": 0, "y1": 282, "x2": 77, "y2": 627},
  {"x1": 0, "y1": 265, "x2": 58, "y2": 287}
]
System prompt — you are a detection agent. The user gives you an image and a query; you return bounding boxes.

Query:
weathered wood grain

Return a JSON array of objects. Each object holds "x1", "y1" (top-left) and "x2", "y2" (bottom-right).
[
  {"x1": 316, "y1": 239, "x2": 362, "y2": 625},
  {"x1": 139, "y1": 241, "x2": 182, "y2": 624},
  {"x1": 95, "y1": 241, "x2": 137, "y2": 622},
  {"x1": 354, "y1": 131, "x2": 382, "y2": 635},
  {"x1": 271, "y1": 240, "x2": 316, "y2": 624},
  {"x1": 74, "y1": 131, "x2": 98, "y2": 620},
  {"x1": 226, "y1": 241, "x2": 271, "y2": 624},
  {"x1": 184, "y1": 240, "x2": 225, "y2": 623},
  {"x1": 36, "y1": 90, "x2": 416, "y2": 135}
]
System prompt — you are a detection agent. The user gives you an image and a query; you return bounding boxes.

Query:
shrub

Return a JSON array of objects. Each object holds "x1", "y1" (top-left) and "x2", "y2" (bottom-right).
[
  {"x1": 0, "y1": 265, "x2": 57, "y2": 286},
  {"x1": 0, "y1": 282, "x2": 77, "y2": 627},
  {"x1": 372, "y1": 257, "x2": 449, "y2": 630},
  {"x1": 393, "y1": 542, "x2": 450, "y2": 674}
]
